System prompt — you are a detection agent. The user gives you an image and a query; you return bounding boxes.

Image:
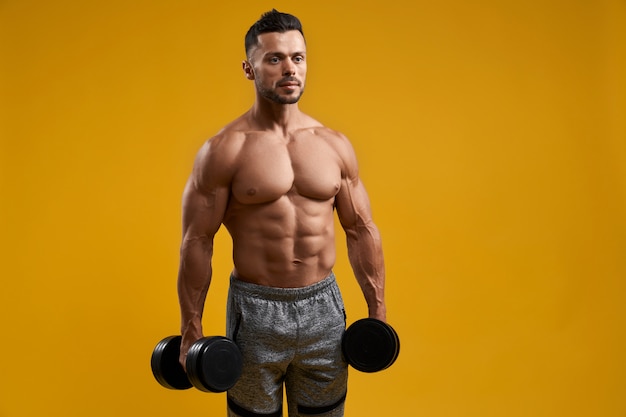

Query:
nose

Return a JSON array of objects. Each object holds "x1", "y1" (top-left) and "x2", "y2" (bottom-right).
[{"x1": 282, "y1": 59, "x2": 296, "y2": 76}]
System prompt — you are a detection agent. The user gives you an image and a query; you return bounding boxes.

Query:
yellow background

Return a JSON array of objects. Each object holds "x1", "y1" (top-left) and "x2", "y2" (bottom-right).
[{"x1": 1, "y1": 1, "x2": 625, "y2": 416}]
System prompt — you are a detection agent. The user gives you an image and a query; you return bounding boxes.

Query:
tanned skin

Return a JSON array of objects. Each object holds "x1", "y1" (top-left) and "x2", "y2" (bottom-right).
[{"x1": 177, "y1": 30, "x2": 386, "y2": 369}]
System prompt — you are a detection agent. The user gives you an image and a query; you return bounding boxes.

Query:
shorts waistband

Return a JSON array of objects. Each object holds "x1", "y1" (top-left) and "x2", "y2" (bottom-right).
[{"x1": 229, "y1": 272, "x2": 337, "y2": 302}]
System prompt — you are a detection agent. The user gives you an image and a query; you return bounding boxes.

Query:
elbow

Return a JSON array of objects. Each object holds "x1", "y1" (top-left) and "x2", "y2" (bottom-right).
[{"x1": 180, "y1": 234, "x2": 214, "y2": 256}]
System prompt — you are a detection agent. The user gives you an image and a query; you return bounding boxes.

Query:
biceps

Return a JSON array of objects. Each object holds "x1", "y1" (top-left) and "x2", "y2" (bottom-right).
[
  {"x1": 336, "y1": 178, "x2": 373, "y2": 231},
  {"x1": 181, "y1": 178, "x2": 229, "y2": 239}
]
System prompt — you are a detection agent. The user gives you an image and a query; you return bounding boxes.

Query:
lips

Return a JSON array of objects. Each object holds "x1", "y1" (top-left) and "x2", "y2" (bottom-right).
[{"x1": 278, "y1": 78, "x2": 300, "y2": 87}]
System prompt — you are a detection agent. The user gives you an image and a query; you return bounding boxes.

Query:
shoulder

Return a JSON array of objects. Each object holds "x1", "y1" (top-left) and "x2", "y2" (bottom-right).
[
  {"x1": 299, "y1": 113, "x2": 353, "y2": 148},
  {"x1": 191, "y1": 120, "x2": 249, "y2": 188},
  {"x1": 295, "y1": 115, "x2": 353, "y2": 150},
  {"x1": 195, "y1": 132, "x2": 242, "y2": 172},
  {"x1": 196, "y1": 113, "x2": 256, "y2": 163},
  {"x1": 292, "y1": 112, "x2": 356, "y2": 158},
  {"x1": 308, "y1": 125, "x2": 359, "y2": 177}
]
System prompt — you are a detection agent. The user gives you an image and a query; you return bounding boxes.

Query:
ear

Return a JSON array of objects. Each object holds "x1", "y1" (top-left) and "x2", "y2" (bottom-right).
[{"x1": 242, "y1": 60, "x2": 255, "y2": 80}]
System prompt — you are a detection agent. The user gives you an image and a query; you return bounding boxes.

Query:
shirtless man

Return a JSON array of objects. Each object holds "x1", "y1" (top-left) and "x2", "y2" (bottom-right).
[{"x1": 177, "y1": 10, "x2": 386, "y2": 417}]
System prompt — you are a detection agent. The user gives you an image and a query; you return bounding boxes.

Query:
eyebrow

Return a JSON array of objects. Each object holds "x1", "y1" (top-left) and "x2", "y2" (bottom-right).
[{"x1": 263, "y1": 51, "x2": 306, "y2": 58}]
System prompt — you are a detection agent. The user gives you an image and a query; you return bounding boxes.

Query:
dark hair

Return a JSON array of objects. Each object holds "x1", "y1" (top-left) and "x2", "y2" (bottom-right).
[{"x1": 245, "y1": 9, "x2": 305, "y2": 57}]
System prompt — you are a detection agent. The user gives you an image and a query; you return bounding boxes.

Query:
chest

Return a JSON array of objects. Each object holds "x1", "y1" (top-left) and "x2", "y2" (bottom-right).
[{"x1": 231, "y1": 134, "x2": 342, "y2": 204}]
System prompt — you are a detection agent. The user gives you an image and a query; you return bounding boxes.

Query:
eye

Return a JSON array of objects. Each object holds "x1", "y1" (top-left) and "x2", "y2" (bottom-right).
[
  {"x1": 269, "y1": 56, "x2": 280, "y2": 64},
  {"x1": 293, "y1": 55, "x2": 305, "y2": 63}
]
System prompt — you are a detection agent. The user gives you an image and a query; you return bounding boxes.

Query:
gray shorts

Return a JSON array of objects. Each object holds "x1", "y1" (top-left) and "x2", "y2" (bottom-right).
[{"x1": 226, "y1": 272, "x2": 348, "y2": 417}]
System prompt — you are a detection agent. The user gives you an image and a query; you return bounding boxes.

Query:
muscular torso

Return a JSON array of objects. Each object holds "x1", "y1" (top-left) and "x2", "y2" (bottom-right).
[{"x1": 219, "y1": 120, "x2": 346, "y2": 287}]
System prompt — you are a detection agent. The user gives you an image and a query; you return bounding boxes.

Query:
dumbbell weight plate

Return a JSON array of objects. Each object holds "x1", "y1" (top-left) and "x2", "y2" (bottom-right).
[
  {"x1": 342, "y1": 318, "x2": 400, "y2": 373},
  {"x1": 186, "y1": 336, "x2": 243, "y2": 393},
  {"x1": 151, "y1": 335, "x2": 193, "y2": 390}
]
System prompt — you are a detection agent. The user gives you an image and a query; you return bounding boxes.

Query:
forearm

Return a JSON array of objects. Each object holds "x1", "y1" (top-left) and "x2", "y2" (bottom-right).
[
  {"x1": 346, "y1": 220, "x2": 386, "y2": 321},
  {"x1": 177, "y1": 236, "x2": 214, "y2": 343}
]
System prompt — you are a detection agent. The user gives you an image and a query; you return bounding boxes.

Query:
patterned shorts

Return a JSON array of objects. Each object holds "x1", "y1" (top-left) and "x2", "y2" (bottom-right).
[{"x1": 226, "y1": 272, "x2": 348, "y2": 417}]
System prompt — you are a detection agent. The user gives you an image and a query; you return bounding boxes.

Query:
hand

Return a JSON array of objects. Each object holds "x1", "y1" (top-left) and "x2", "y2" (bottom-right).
[
  {"x1": 179, "y1": 332, "x2": 202, "y2": 372},
  {"x1": 178, "y1": 347, "x2": 188, "y2": 372},
  {"x1": 178, "y1": 342, "x2": 190, "y2": 372}
]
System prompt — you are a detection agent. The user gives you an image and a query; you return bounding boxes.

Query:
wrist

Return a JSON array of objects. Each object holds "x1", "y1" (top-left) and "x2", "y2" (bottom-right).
[{"x1": 368, "y1": 305, "x2": 387, "y2": 322}]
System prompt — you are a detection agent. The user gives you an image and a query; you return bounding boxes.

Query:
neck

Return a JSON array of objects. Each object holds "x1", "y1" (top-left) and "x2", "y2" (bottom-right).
[{"x1": 248, "y1": 94, "x2": 302, "y2": 134}]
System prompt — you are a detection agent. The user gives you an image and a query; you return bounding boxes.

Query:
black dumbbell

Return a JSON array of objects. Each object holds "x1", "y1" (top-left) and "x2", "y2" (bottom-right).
[
  {"x1": 342, "y1": 318, "x2": 400, "y2": 373},
  {"x1": 151, "y1": 335, "x2": 243, "y2": 392}
]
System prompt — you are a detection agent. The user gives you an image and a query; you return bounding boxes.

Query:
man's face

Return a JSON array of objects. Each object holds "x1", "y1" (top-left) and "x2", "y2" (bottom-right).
[{"x1": 245, "y1": 30, "x2": 307, "y2": 105}]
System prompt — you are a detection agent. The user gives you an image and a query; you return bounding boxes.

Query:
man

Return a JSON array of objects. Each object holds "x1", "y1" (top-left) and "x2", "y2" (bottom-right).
[{"x1": 177, "y1": 9, "x2": 386, "y2": 417}]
